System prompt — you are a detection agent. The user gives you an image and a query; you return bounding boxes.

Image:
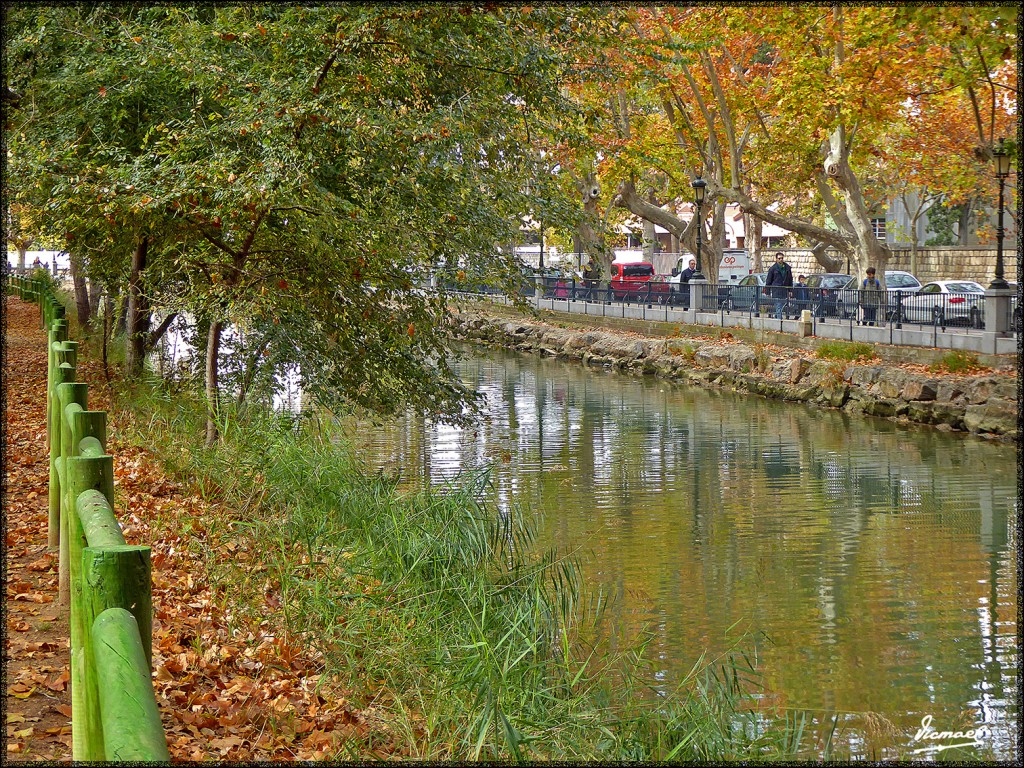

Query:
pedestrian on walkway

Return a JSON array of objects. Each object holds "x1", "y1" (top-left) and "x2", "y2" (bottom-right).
[
  {"x1": 792, "y1": 275, "x2": 810, "y2": 317},
  {"x1": 860, "y1": 267, "x2": 882, "y2": 326},
  {"x1": 764, "y1": 252, "x2": 793, "y2": 319}
]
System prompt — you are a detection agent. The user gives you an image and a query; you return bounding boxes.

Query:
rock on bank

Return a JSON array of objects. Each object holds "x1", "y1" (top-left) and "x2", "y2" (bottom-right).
[{"x1": 450, "y1": 309, "x2": 1019, "y2": 441}]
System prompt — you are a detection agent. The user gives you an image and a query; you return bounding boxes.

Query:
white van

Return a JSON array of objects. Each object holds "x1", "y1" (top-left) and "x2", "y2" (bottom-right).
[
  {"x1": 717, "y1": 249, "x2": 753, "y2": 285},
  {"x1": 668, "y1": 249, "x2": 752, "y2": 285}
]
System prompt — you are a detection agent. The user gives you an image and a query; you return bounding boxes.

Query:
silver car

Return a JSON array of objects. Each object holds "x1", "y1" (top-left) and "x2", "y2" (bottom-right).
[{"x1": 898, "y1": 280, "x2": 986, "y2": 328}]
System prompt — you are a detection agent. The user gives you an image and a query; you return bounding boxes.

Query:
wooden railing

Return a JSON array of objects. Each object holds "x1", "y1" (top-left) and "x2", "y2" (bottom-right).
[{"x1": 6, "y1": 274, "x2": 169, "y2": 761}]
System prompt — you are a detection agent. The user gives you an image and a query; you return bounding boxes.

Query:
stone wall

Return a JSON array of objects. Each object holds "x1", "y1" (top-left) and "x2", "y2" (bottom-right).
[
  {"x1": 451, "y1": 309, "x2": 1019, "y2": 441},
  {"x1": 779, "y1": 246, "x2": 1019, "y2": 284}
]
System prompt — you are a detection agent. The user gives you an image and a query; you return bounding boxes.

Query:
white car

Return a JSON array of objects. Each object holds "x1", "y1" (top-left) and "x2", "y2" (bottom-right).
[{"x1": 898, "y1": 280, "x2": 986, "y2": 328}]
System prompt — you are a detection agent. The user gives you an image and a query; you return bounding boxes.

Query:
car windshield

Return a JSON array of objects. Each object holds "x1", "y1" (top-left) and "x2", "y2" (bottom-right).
[
  {"x1": 810, "y1": 275, "x2": 848, "y2": 288},
  {"x1": 945, "y1": 282, "x2": 983, "y2": 293},
  {"x1": 886, "y1": 273, "x2": 918, "y2": 288},
  {"x1": 622, "y1": 264, "x2": 654, "y2": 277}
]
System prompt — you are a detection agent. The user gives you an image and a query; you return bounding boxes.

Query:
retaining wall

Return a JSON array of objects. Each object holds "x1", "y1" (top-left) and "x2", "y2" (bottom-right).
[{"x1": 451, "y1": 308, "x2": 1019, "y2": 442}]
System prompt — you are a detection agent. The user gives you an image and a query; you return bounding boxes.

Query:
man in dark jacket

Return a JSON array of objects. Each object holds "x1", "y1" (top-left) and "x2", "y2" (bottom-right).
[
  {"x1": 678, "y1": 256, "x2": 696, "y2": 308},
  {"x1": 764, "y1": 252, "x2": 793, "y2": 319}
]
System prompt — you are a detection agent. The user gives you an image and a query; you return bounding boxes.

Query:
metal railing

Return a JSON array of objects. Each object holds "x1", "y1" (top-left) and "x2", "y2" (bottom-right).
[{"x1": 450, "y1": 273, "x2": 1018, "y2": 353}]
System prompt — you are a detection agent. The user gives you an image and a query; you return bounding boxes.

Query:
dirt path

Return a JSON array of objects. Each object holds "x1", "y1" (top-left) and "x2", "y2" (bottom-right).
[
  {"x1": 4, "y1": 297, "x2": 73, "y2": 759},
  {"x1": 4, "y1": 295, "x2": 375, "y2": 760}
]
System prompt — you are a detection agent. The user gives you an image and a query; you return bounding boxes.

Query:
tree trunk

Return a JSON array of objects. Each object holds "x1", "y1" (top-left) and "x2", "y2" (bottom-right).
[
  {"x1": 70, "y1": 252, "x2": 91, "y2": 329},
  {"x1": 204, "y1": 320, "x2": 223, "y2": 447},
  {"x1": 574, "y1": 172, "x2": 604, "y2": 271},
  {"x1": 823, "y1": 127, "x2": 890, "y2": 277},
  {"x1": 642, "y1": 216, "x2": 655, "y2": 261},
  {"x1": 749, "y1": 214, "x2": 763, "y2": 273},
  {"x1": 125, "y1": 237, "x2": 150, "y2": 377},
  {"x1": 88, "y1": 279, "x2": 103, "y2": 322},
  {"x1": 102, "y1": 292, "x2": 113, "y2": 381},
  {"x1": 958, "y1": 203, "x2": 973, "y2": 245},
  {"x1": 17, "y1": 244, "x2": 28, "y2": 271}
]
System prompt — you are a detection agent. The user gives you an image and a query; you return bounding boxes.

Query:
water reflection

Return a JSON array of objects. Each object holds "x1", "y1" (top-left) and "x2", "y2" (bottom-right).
[{"x1": 342, "y1": 346, "x2": 1018, "y2": 759}]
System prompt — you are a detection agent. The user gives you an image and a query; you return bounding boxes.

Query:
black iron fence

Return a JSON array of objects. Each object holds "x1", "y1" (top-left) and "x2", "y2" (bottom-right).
[{"x1": 450, "y1": 274, "x2": 1017, "y2": 340}]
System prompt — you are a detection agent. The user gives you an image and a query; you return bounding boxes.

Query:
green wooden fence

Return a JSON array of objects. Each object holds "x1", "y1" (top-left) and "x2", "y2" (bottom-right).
[{"x1": 6, "y1": 274, "x2": 169, "y2": 761}]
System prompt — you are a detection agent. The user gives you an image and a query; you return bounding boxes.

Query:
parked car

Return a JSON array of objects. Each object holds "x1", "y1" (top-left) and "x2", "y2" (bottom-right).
[
  {"x1": 840, "y1": 270, "x2": 923, "y2": 320},
  {"x1": 805, "y1": 273, "x2": 852, "y2": 319},
  {"x1": 610, "y1": 262, "x2": 671, "y2": 303},
  {"x1": 721, "y1": 272, "x2": 771, "y2": 313},
  {"x1": 898, "y1": 280, "x2": 987, "y2": 328}
]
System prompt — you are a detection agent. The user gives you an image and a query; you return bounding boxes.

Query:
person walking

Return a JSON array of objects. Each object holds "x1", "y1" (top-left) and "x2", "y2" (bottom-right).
[
  {"x1": 582, "y1": 257, "x2": 601, "y2": 299},
  {"x1": 792, "y1": 274, "x2": 810, "y2": 318},
  {"x1": 764, "y1": 252, "x2": 793, "y2": 319},
  {"x1": 678, "y1": 256, "x2": 696, "y2": 309},
  {"x1": 859, "y1": 267, "x2": 882, "y2": 326}
]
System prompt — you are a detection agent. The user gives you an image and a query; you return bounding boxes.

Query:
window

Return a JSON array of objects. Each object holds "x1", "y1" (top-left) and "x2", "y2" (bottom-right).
[
  {"x1": 622, "y1": 264, "x2": 654, "y2": 277},
  {"x1": 871, "y1": 218, "x2": 887, "y2": 240}
]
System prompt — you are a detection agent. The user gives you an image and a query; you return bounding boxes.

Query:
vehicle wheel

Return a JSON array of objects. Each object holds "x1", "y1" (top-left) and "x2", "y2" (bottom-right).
[
  {"x1": 932, "y1": 306, "x2": 944, "y2": 326},
  {"x1": 969, "y1": 307, "x2": 983, "y2": 329},
  {"x1": 886, "y1": 308, "x2": 902, "y2": 323}
]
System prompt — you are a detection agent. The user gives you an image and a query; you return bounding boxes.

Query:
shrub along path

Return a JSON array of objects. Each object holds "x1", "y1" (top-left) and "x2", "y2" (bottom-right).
[{"x1": 3, "y1": 296, "x2": 374, "y2": 761}]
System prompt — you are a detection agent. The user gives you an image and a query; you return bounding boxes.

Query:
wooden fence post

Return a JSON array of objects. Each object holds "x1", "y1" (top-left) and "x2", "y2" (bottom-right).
[
  {"x1": 82, "y1": 546, "x2": 153, "y2": 668},
  {"x1": 58, "y1": 383, "x2": 89, "y2": 605},
  {"x1": 51, "y1": 360, "x2": 76, "y2": 586},
  {"x1": 66, "y1": 454, "x2": 115, "y2": 762},
  {"x1": 71, "y1": 410, "x2": 107, "y2": 458},
  {"x1": 45, "y1": 320, "x2": 67, "y2": 453}
]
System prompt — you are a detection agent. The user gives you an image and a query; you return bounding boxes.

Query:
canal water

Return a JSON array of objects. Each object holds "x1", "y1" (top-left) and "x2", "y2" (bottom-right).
[{"x1": 341, "y1": 345, "x2": 1018, "y2": 760}]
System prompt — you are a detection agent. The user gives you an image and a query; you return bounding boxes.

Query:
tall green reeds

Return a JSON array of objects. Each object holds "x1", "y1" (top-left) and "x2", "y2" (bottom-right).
[{"x1": 117, "y1": 384, "x2": 810, "y2": 761}]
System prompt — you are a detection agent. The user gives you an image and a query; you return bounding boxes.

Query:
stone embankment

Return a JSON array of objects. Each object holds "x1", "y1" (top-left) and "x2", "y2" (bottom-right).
[{"x1": 451, "y1": 309, "x2": 1019, "y2": 441}]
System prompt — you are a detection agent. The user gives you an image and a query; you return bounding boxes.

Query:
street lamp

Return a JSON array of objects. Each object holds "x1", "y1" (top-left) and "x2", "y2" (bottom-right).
[
  {"x1": 691, "y1": 176, "x2": 707, "y2": 281},
  {"x1": 990, "y1": 139, "x2": 1011, "y2": 289}
]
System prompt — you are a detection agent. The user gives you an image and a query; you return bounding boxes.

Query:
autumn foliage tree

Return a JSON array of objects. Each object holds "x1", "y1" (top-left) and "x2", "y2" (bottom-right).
[{"x1": 561, "y1": 5, "x2": 1017, "y2": 280}]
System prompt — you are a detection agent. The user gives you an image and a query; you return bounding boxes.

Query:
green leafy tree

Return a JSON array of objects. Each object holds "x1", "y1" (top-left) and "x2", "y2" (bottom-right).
[{"x1": 6, "y1": 4, "x2": 594, "y2": 442}]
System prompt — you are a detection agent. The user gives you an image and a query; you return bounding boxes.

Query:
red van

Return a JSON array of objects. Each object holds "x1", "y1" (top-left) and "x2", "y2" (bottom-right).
[{"x1": 610, "y1": 262, "x2": 670, "y2": 302}]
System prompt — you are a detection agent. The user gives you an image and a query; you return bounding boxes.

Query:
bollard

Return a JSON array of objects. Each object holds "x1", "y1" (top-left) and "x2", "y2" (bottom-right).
[{"x1": 799, "y1": 309, "x2": 813, "y2": 338}]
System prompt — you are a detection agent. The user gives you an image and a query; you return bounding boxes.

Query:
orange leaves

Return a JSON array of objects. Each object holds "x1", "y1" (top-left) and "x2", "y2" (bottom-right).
[{"x1": 2, "y1": 296, "x2": 385, "y2": 762}]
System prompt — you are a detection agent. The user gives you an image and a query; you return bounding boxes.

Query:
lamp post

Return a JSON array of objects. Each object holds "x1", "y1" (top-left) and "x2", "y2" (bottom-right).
[
  {"x1": 691, "y1": 176, "x2": 707, "y2": 281},
  {"x1": 990, "y1": 139, "x2": 1011, "y2": 290}
]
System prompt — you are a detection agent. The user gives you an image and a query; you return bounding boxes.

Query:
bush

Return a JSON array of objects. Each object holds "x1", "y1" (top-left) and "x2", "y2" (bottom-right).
[
  {"x1": 815, "y1": 341, "x2": 876, "y2": 362},
  {"x1": 929, "y1": 350, "x2": 988, "y2": 374}
]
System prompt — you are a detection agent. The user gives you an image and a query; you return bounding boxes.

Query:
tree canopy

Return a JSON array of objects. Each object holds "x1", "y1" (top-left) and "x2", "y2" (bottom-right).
[
  {"x1": 557, "y1": 5, "x2": 1017, "y2": 277},
  {"x1": 5, "y1": 4, "x2": 600, "y2": 435}
]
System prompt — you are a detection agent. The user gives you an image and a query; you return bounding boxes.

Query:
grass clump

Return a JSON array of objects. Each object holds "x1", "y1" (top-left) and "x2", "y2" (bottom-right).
[
  {"x1": 117, "y1": 381, "x2": 811, "y2": 762},
  {"x1": 929, "y1": 350, "x2": 989, "y2": 374},
  {"x1": 815, "y1": 341, "x2": 877, "y2": 362}
]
